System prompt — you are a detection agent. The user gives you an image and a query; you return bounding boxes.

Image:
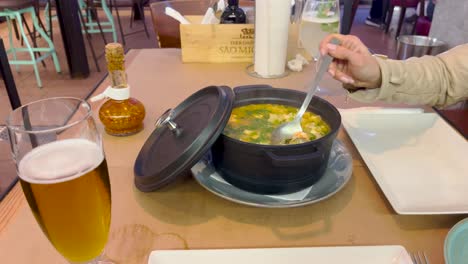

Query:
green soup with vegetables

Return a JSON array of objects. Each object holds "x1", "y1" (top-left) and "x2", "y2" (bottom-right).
[{"x1": 223, "y1": 104, "x2": 331, "y2": 145}]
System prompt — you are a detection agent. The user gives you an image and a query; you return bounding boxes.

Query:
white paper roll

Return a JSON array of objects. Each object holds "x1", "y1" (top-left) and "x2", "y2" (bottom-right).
[{"x1": 254, "y1": 0, "x2": 292, "y2": 77}]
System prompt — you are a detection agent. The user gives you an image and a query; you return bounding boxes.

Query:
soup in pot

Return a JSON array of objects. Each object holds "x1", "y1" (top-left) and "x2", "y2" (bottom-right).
[{"x1": 224, "y1": 104, "x2": 330, "y2": 145}]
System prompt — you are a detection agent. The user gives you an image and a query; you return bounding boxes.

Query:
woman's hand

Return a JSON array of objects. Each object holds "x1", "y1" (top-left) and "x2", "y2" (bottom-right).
[{"x1": 319, "y1": 34, "x2": 382, "y2": 89}]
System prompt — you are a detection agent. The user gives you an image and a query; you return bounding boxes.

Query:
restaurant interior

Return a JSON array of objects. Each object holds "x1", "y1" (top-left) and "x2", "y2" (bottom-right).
[{"x1": 0, "y1": 0, "x2": 467, "y2": 263}]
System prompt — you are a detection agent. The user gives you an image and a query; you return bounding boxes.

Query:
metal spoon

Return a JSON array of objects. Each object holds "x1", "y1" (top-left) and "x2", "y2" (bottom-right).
[{"x1": 271, "y1": 38, "x2": 340, "y2": 145}]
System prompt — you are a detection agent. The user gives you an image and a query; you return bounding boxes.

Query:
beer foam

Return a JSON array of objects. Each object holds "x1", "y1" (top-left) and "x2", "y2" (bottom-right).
[{"x1": 18, "y1": 138, "x2": 104, "y2": 184}]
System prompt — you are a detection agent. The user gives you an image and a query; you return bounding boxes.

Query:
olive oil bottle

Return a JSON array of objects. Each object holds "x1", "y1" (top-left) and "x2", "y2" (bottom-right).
[{"x1": 96, "y1": 43, "x2": 146, "y2": 136}]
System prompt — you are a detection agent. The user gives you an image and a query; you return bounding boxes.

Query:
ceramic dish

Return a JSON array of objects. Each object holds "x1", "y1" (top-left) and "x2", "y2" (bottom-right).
[
  {"x1": 342, "y1": 110, "x2": 468, "y2": 214},
  {"x1": 191, "y1": 139, "x2": 352, "y2": 208},
  {"x1": 445, "y1": 217, "x2": 468, "y2": 264},
  {"x1": 148, "y1": 245, "x2": 413, "y2": 264},
  {"x1": 210, "y1": 85, "x2": 342, "y2": 195}
]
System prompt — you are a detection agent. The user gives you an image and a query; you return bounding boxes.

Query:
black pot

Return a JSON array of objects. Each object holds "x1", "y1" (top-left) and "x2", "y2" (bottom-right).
[{"x1": 211, "y1": 85, "x2": 341, "y2": 194}]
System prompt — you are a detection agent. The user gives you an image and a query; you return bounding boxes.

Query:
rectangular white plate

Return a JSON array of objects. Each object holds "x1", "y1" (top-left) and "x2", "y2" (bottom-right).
[
  {"x1": 341, "y1": 110, "x2": 468, "y2": 215},
  {"x1": 149, "y1": 246, "x2": 412, "y2": 264}
]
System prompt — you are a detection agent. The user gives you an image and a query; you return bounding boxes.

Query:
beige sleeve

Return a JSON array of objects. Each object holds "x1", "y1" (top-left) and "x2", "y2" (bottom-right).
[{"x1": 349, "y1": 44, "x2": 468, "y2": 108}]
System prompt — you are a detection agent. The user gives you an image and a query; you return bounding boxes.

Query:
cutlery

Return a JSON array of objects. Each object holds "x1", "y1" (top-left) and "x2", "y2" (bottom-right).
[
  {"x1": 410, "y1": 251, "x2": 429, "y2": 264},
  {"x1": 270, "y1": 38, "x2": 340, "y2": 145}
]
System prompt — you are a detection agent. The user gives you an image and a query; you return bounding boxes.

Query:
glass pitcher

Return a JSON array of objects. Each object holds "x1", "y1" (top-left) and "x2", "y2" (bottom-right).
[{"x1": 299, "y1": 0, "x2": 341, "y2": 60}]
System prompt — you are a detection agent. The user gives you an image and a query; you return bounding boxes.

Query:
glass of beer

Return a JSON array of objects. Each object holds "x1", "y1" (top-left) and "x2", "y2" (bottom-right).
[{"x1": 6, "y1": 97, "x2": 111, "y2": 263}]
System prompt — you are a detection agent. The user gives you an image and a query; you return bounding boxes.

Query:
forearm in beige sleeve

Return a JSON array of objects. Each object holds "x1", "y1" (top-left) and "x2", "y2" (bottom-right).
[{"x1": 349, "y1": 44, "x2": 468, "y2": 108}]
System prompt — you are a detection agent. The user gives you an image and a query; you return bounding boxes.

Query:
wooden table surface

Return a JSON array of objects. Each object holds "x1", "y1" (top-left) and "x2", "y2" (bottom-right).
[{"x1": 0, "y1": 49, "x2": 465, "y2": 264}]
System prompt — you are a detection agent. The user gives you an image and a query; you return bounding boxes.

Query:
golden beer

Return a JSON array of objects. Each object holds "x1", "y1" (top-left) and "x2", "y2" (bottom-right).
[{"x1": 18, "y1": 139, "x2": 111, "y2": 263}]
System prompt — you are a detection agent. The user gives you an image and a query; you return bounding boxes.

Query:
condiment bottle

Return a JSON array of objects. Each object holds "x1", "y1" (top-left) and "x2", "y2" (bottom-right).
[{"x1": 92, "y1": 43, "x2": 146, "y2": 136}]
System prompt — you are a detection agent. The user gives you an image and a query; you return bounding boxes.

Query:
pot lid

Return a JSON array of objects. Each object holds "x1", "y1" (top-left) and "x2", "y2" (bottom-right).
[{"x1": 134, "y1": 86, "x2": 234, "y2": 192}]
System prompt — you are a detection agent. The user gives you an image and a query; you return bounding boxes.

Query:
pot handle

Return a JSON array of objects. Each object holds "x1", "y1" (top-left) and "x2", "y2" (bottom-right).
[{"x1": 264, "y1": 146, "x2": 324, "y2": 167}]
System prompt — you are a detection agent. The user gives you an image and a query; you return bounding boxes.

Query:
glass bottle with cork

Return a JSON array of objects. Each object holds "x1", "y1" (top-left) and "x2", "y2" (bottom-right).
[
  {"x1": 220, "y1": 0, "x2": 246, "y2": 24},
  {"x1": 92, "y1": 43, "x2": 146, "y2": 136}
]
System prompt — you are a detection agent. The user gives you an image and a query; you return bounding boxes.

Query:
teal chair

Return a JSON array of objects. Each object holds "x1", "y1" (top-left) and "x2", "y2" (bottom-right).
[
  {"x1": 79, "y1": 0, "x2": 118, "y2": 43},
  {"x1": 45, "y1": 0, "x2": 118, "y2": 43},
  {"x1": 43, "y1": 0, "x2": 56, "y2": 40},
  {"x1": 0, "y1": 0, "x2": 60, "y2": 88}
]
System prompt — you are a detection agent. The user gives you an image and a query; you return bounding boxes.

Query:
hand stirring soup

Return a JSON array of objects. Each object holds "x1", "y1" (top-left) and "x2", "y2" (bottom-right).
[{"x1": 223, "y1": 104, "x2": 330, "y2": 145}]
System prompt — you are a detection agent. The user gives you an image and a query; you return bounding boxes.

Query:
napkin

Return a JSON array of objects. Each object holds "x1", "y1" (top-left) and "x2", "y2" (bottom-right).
[
  {"x1": 201, "y1": 0, "x2": 224, "y2": 24},
  {"x1": 216, "y1": 0, "x2": 226, "y2": 12},
  {"x1": 201, "y1": 7, "x2": 220, "y2": 24},
  {"x1": 210, "y1": 173, "x2": 312, "y2": 201},
  {"x1": 165, "y1": 7, "x2": 190, "y2": 24},
  {"x1": 287, "y1": 54, "x2": 309, "y2": 72}
]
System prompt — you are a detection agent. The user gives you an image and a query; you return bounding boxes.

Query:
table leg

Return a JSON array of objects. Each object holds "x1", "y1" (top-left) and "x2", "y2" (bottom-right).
[
  {"x1": 382, "y1": 0, "x2": 390, "y2": 27},
  {"x1": 341, "y1": 0, "x2": 359, "y2": 35},
  {"x1": 351, "y1": 0, "x2": 359, "y2": 26},
  {"x1": 55, "y1": 0, "x2": 90, "y2": 78},
  {"x1": 133, "y1": 3, "x2": 142, "y2": 20},
  {"x1": 132, "y1": 0, "x2": 148, "y2": 21},
  {"x1": 0, "y1": 38, "x2": 21, "y2": 109}
]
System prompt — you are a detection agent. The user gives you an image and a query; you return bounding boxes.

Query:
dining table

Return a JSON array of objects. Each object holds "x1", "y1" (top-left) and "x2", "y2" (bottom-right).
[{"x1": 0, "y1": 48, "x2": 465, "y2": 264}]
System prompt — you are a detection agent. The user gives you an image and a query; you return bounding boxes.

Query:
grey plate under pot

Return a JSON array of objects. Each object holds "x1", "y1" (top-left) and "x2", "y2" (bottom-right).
[{"x1": 191, "y1": 139, "x2": 353, "y2": 208}]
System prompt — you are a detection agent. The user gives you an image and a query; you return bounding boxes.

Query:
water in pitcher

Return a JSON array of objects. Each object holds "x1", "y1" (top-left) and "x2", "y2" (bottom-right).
[{"x1": 300, "y1": 0, "x2": 340, "y2": 60}]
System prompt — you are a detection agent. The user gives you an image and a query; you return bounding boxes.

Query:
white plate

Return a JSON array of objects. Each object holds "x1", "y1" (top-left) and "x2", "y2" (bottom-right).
[
  {"x1": 148, "y1": 246, "x2": 412, "y2": 264},
  {"x1": 341, "y1": 110, "x2": 468, "y2": 215}
]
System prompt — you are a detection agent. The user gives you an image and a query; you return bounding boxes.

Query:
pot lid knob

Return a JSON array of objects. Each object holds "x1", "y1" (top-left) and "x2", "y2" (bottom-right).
[{"x1": 155, "y1": 109, "x2": 182, "y2": 136}]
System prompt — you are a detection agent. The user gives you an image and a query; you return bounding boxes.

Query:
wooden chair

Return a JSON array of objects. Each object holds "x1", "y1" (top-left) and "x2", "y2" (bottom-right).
[
  {"x1": 150, "y1": 0, "x2": 254, "y2": 48},
  {"x1": 151, "y1": 0, "x2": 359, "y2": 47},
  {"x1": 384, "y1": 0, "x2": 419, "y2": 38}
]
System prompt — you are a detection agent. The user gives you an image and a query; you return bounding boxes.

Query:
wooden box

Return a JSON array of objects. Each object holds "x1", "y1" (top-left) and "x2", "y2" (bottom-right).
[{"x1": 180, "y1": 16, "x2": 254, "y2": 63}]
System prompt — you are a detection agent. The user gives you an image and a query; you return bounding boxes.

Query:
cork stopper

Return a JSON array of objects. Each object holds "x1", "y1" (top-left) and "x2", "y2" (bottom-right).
[
  {"x1": 105, "y1": 43, "x2": 125, "y2": 71},
  {"x1": 105, "y1": 43, "x2": 127, "y2": 88}
]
